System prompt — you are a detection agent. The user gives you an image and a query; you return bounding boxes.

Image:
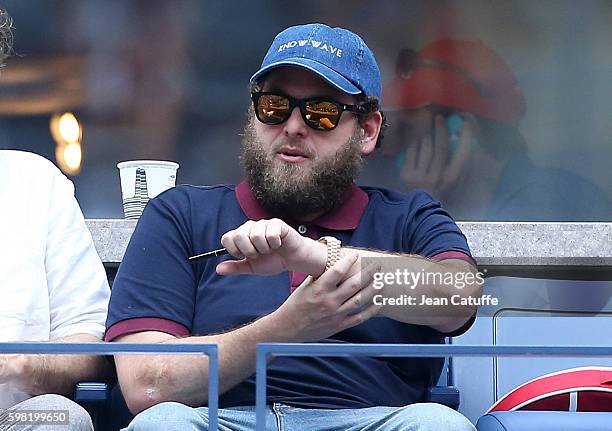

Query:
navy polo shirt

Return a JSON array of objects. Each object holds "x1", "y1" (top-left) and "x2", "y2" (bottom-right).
[{"x1": 106, "y1": 180, "x2": 475, "y2": 409}]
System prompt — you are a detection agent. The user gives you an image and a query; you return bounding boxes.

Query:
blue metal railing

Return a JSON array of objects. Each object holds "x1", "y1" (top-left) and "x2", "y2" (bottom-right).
[
  {"x1": 255, "y1": 343, "x2": 612, "y2": 431},
  {"x1": 0, "y1": 342, "x2": 219, "y2": 430},
  {"x1": 9, "y1": 341, "x2": 612, "y2": 430}
]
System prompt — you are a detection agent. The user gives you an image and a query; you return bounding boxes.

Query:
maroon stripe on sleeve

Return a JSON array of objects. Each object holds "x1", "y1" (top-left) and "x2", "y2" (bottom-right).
[
  {"x1": 105, "y1": 317, "x2": 191, "y2": 341},
  {"x1": 431, "y1": 251, "x2": 477, "y2": 267}
]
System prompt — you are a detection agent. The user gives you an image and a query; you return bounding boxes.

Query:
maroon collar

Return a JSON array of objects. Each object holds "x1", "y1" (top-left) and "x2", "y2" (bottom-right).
[{"x1": 235, "y1": 180, "x2": 369, "y2": 230}]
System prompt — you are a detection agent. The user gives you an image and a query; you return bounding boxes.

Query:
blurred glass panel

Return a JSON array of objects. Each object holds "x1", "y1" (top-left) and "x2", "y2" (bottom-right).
[{"x1": 0, "y1": 0, "x2": 609, "y2": 220}]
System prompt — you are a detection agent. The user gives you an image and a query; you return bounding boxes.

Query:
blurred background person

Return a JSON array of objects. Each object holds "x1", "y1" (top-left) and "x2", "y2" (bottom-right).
[{"x1": 368, "y1": 39, "x2": 611, "y2": 221}]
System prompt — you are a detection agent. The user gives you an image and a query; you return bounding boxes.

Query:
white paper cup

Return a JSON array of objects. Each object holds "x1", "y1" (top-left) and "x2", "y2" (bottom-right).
[{"x1": 117, "y1": 160, "x2": 179, "y2": 219}]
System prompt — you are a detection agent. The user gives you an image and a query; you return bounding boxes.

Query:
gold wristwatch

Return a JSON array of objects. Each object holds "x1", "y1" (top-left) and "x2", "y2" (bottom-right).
[{"x1": 318, "y1": 236, "x2": 342, "y2": 272}]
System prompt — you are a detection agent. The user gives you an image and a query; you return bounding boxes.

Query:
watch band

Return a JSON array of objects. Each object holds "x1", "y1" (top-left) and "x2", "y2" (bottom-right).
[{"x1": 318, "y1": 236, "x2": 342, "y2": 272}]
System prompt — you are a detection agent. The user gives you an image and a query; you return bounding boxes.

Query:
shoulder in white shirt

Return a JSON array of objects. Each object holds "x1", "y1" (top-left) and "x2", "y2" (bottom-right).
[
  {"x1": 0, "y1": 150, "x2": 110, "y2": 341},
  {"x1": 0, "y1": 150, "x2": 110, "y2": 407}
]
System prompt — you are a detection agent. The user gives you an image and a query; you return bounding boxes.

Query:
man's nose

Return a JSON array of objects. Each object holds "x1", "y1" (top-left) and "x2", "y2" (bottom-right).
[{"x1": 282, "y1": 106, "x2": 308, "y2": 138}]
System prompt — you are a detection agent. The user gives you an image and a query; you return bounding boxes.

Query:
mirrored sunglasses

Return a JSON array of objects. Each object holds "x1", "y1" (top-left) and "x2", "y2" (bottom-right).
[{"x1": 251, "y1": 92, "x2": 365, "y2": 131}]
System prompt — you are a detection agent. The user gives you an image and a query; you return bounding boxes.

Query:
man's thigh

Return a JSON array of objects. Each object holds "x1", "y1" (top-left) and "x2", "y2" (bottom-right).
[
  {"x1": 123, "y1": 403, "x2": 277, "y2": 431},
  {"x1": 126, "y1": 402, "x2": 474, "y2": 431},
  {"x1": 0, "y1": 394, "x2": 93, "y2": 431},
  {"x1": 280, "y1": 403, "x2": 476, "y2": 431}
]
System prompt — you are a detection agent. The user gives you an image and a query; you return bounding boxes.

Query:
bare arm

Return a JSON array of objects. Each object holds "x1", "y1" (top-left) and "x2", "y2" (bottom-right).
[
  {"x1": 114, "y1": 251, "x2": 371, "y2": 415},
  {"x1": 217, "y1": 219, "x2": 482, "y2": 333},
  {"x1": 114, "y1": 313, "x2": 288, "y2": 414},
  {"x1": 351, "y1": 250, "x2": 482, "y2": 332},
  {"x1": 3, "y1": 333, "x2": 111, "y2": 397}
]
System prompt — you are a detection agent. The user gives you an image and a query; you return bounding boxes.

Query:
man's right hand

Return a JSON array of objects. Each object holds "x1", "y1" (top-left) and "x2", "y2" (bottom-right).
[
  {"x1": 216, "y1": 218, "x2": 326, "y2": 277},
  {"x1": 272, "y1": 252, "x2": 382, "y2": 342}
]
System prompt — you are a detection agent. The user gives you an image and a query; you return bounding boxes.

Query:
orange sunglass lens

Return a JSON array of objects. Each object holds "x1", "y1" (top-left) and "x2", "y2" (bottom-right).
[
  {"x1": 258, "y1": 95, "x2": 291, "y2": 123},
  {"x1": 305, "y1": 101, "x2": 340, "y2": 130}
]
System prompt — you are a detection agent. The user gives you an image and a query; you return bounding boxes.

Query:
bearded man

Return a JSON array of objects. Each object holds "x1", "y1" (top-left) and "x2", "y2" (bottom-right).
[{"x1": 107, "y1": 23, "x2": 480, "y2": 431}]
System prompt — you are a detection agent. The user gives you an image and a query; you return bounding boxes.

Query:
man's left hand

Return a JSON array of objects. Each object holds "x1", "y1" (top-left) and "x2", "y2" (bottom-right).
[{"x1": 216, "y1": 218, "x2": 318, "y2": 276}]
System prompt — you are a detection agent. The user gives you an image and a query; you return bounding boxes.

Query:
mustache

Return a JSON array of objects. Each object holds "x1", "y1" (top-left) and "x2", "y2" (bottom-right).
[{"x1": 271, "y1": 139, "x2": 316, "y2": 159}]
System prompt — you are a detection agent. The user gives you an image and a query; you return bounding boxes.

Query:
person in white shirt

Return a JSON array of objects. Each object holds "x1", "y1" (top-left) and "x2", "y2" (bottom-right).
[
  {"x1": 0, "y1": 150, "x2": 111, "y2": 424},
  {"x1": 1, "y1": 8, "x2": 110, "y2": 429}
]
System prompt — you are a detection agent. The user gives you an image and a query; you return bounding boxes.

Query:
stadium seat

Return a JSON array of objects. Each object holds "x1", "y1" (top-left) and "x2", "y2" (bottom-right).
[
  {"x1": 476, "y1": 411, "x2": 612, "y2": 430},
  {"x1": 453, "y1": 277, "x2": 612, "y2": 424}
]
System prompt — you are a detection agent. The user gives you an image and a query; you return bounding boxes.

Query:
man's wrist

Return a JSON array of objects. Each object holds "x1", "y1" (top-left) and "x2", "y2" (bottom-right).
[
  {"x1": 260, "y1": 310, "x2": 302, "y2": 343},
  {"x1": 302, "y1": 238, "x2": 328, "y2": 278}
]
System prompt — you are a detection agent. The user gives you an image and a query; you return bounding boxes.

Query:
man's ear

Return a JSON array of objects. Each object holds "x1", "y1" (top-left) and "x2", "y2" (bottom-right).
[{"x1": 359, "y1": 111, "x2": 382, "y2": 156}]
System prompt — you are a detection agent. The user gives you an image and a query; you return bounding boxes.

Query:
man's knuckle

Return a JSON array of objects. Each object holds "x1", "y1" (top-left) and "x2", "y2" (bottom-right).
[
  {"x1": 249, "y1": 231, "x2": 263, "y2": 242},
  {"x1": 349, "y1": 280, "x2": 361, "y2": 291}
]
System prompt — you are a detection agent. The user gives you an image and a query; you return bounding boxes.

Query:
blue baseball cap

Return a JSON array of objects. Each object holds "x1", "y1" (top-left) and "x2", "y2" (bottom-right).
[{"x1": 250, "y1": 23, "x2": 381, "y2": 100}]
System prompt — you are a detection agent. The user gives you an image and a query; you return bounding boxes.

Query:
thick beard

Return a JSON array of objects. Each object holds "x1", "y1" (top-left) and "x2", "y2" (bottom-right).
[{"x1": 241, "y1": 115, "x2": 364, "y2": 221}]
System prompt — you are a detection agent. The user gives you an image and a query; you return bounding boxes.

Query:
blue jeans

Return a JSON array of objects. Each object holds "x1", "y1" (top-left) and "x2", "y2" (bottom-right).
[{"x1": 123, "y1": 402, "x2": 475, "y2": 431}]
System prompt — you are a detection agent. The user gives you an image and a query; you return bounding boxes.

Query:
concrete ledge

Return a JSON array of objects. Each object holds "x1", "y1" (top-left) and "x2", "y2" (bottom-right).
[
  {"x1": 87, "y1": 219, "x2": 137, "y2": 263},
  {"x1": 86, "y1": 220, "x2": 612, "y2": 268},
  {"x1": 457, "y1": 222, "x2": 612, "y2": 266}
]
